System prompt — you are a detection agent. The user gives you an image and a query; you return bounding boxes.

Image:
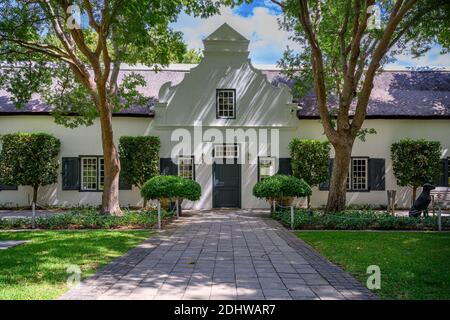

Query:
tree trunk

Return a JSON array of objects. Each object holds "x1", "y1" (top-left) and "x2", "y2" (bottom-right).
[
  {"x1": 306, "y1": 195, "x2": 311, "y2": 209},
  {"x1": 99, "y1": 104, "x2": 122, "y2": 216},
  {"x1": 32, "y1": 185, "x2": 39, "y2": 205},
  {"x1": 143, "y1": 198, "x2": 148, "y2": 209},
  {"x1": 326, "y1": 143, "x2": 353, "y2": 212}
]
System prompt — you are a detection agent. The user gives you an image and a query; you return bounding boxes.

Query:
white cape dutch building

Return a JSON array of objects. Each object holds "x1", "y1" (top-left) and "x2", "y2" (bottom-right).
[{"x1": 1, "y1": 24, "x2": 449, "y2": 209}]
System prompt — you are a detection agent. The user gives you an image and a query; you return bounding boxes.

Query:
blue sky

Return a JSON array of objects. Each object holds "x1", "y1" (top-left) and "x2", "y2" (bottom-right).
[{"x1": 171, "y1": 1, "x2": 449, "y2": 69}]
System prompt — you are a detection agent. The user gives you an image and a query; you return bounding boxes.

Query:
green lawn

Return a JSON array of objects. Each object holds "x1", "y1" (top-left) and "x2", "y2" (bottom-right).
[
  {"x1": 0, "y1": 230, "x2": 151, "y2": 300},
  {"x1": 296, "y1": 231, "x2": 450, "y2": 300}
]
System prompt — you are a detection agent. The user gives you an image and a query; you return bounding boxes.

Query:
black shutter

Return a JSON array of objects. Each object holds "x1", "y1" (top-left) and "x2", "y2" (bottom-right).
[
  {"x1": 62, "y1": 157, "x2": 80, "y2": 190},
  {"x1": 257, "y1": 157, "x2": 261, "y2": 181},
  {"x1": 160, "y1": 158, "x2": 178, "y2": 175},
  {"x1": 119, "y1": 172, "x2": 133, "y2": 190},
  {"x1": 191, "y1": 156, "x2": 196, "y2": 180},
  {"x1": 434, "y1": 159, "x2": 448, "y2": 187},
  {"x1": 369, "y1": 158, "x2": 386, "y2": 191},
  {"x1": 319, "y1": 159, "x2": 333, "y2": 191},
  {"x1": 277, "y1": 158, "x2": 292, "y2": 175},
  {"x1": 0, "y1": 184, "x2": 18, "y2": 191},
  {"x1": 0, "y1": 172, "x2": 18, "y2": 190}
]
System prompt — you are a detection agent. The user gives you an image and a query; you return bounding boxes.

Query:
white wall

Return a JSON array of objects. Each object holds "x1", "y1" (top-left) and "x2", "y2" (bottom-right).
[
  {"x1": 297, "y1": 119, "x2": 450, "y2": 209},
  {"x1": 0, "y1": 115, "x2": 155, "y2": 208},
  {"x1": 1, "y1": 116, "x2": 449, "y2": 209}
]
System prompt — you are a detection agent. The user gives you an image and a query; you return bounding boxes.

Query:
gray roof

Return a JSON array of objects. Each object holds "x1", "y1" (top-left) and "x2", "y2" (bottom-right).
[
  {"x1": 1, "y1": 67, "x2": 449, "y2": 118},
  {"x1": 296, "y1": 71, "x2": 450, "y2": 118}
]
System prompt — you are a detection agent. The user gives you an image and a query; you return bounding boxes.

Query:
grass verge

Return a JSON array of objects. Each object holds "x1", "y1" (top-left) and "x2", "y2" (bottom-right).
[
  {"x1": 0, "y1": 230, "x2": 151, "y2": 299},
  {"x1": 296, "y1": 231, "x2": 450, "y2": 299}
]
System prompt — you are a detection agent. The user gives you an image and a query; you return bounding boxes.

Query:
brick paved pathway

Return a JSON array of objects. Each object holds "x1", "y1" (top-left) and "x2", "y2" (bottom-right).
[{"x1": 60, "y1": 210, "x2": 377, "y2": 300}]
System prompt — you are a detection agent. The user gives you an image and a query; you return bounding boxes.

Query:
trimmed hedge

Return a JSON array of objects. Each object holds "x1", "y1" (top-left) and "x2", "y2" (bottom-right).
[
  {"x1": 0, "y1": 210, "x2": 172, "y2": 230},
  {"x1": 118, "y1": 136, "x2": 160, "y2": 188},
  {"x1": 141, "y1": 175, "x2": 201, "y2": 201},
  {"x1": 253, "y1": 174, "x2": 312, "y2": 203},
  {"x1": 272, "y1": 209, "x2": 450, "y2": 231}
]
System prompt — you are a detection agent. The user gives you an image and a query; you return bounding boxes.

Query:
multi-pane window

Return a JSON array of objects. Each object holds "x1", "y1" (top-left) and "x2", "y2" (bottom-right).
[
  {"x1": 178, "y1": 157, "x2": 194, "y2": 180},
  {"x1": 81, "y1": 156, "x2": 104, "y2": 191},
  {"x1": 99, "y1": 158, "x2": 105, "y2": 190},
  {"x1": 81, "y1": 157, "x2": 98, "y2": 191},
  {"x1": 259, "y1": 157, "x2": 275, "y2": 181},
  {"x1": 216, "y1": 89, "x2": 236, "y2": 119},
  {"x1": 346, "y1": 158, "x2": 368, "y2": 191},
  {"x1": 214, "y1": 144, "x2": 239, "y2": 158}
]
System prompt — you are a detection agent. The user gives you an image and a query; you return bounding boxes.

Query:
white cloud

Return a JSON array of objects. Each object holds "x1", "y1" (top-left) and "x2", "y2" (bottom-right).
[
  {"x1": 171, "y1": 7, "x2": 301, "y2": 65},
  {"x1": 172, "y1": 7, "x2": 449, "y2": 68},
  {"x1": 388, "y1": 45, "x2": 450, "y2": 69}
]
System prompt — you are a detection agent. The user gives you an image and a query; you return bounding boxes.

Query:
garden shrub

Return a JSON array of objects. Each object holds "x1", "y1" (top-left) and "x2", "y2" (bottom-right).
[
  {"x1": 253, "y1": 174, "x2": 311, "y2": 207},
  {"x1": 119, "y1": 136, "x2": 160, "y2": 206},
  {"x1": 0, "y1": 209, "x2": 170, "y2": 230},
  {"x1": 272, "y1": 209, "x2": 450, "y2": 231},
  {"x1": 391, "y1": 139, "x2": 442, "y2": 204},
  {"x1": 141, "y1": 175, "x2": 202, "y2": 202},
  {"x1": 178, "y1": 178, "x2": 202, "y2": 201},
  {"x1": 0, "y1": 133, "x2": 60, "y2": 204},
  {"x1": 289, "y1": 139, "x2": 330, "y2": 207}
]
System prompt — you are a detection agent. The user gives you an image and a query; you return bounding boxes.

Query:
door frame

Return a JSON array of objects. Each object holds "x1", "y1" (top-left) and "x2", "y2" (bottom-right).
[{"x1": 212, "y1": 161, "x2": 242, "y2": 209}]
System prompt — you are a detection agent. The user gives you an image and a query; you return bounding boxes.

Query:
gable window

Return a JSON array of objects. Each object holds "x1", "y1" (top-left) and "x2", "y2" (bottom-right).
[
  {"x1": 178, "y1": 156, "x2": 194, "y2": 180},
  {"x1": 346, "y1": 157, "x2": 369, "y2": 191},
  {"x1": 214, "y1": 144, "x2": 239, "y2": 159},
  {"x1": 216, "y1": 89, "x2": 236, "y2": 119},
  {"x1": 81, "y1": 156, "x2": 104, "y2": 191},
  {"x1": 258, "y1": 157, "x2": 275, "y2": 181}
]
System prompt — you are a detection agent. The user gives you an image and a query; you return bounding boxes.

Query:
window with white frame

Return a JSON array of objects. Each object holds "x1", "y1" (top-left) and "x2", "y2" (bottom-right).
[
  {"x1": 214, "y1": 144, "x2": 239, "y2": 158},
  {"x1": 81, "y1": 157, "x2": 98, "y2": 191},
  {"x1": 216, "y1": 89, "x2": 236, "y2": 119},
  {"x1": 259, "y1": 157, "x2": 275, "y2": 181},
  {"x1": 178, "y1": 157, "x2": 194, "y2": 180},
  {"x1": 346, "y1": 158, "x2": 368, "y2": 191},
  {"x1": 81, "y1": 156, "x2": 104, "y2": 191},
  {"x1": 98, "y1": 157, "x2": 105, "y2": 190}
]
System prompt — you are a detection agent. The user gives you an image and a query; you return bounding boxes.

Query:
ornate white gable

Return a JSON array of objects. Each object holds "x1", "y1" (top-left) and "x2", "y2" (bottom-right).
[{"x1": 155, "y1": 23, "x2": 297, "y2": 128}]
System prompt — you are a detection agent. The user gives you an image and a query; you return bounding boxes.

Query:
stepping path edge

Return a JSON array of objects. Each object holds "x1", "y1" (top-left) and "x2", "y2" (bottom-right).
[{"x1": 59, "y1": 211, "x2": 378, "y2": 300}]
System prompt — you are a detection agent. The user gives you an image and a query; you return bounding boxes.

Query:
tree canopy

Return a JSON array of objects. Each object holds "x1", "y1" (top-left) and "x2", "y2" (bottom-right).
[
  {"x1": 271, "y1": 0, "x2": 450, "y2": 212},
  {"x1": 0, "y1": 0, "x2": 240, "y2": 127},
  {"x1": 0, "y1": 0, "x2": 245, "y2": 215}
]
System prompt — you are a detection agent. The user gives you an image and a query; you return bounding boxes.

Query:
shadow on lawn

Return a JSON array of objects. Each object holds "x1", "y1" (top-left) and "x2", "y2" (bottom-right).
[{"x1": 0, "y1": 230, "x2": 150, "y2": 299}]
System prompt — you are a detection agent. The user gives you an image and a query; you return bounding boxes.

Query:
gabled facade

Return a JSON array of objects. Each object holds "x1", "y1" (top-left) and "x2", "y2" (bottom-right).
[{"x1": 1, "y1": 24, "x2": 449, "y2": 209}]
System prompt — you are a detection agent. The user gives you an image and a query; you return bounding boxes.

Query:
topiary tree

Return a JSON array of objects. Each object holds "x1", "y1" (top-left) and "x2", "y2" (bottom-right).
[
  {"x1": 0, "y1": 133, "x2": 60, "y2": 205},
  {"x1": 177, "y1": 178, "x2": 202, "y2": 202},
  {"x1": 289, "y1": 139, "x2": 330, "y2": 208},
  {"x1": 253, "y1": 174, "x2": 312, "y2": 210},
  {"x1": 391, "y1": 139, "x2": 442, "y2": 205},
  {"x1": 141, "y1": 175, "x2": 202, "y2": 205},
  {"x1": 119, "y1": 136, "x2": 160, "y2": 207}
]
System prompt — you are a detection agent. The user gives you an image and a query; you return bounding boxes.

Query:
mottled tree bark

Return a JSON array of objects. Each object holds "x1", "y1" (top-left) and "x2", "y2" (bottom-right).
[
  {"x1": 326, "y1": 142, "x2": 353, "y2": 212},
  {"x1": 98, "y1": 104, "x2": 122, "y2": 216}
]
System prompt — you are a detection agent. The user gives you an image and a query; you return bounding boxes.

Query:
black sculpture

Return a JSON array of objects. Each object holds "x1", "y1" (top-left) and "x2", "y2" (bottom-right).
[{"x1": 409, "y1": 183, "x2": 436, "y2": 217}]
